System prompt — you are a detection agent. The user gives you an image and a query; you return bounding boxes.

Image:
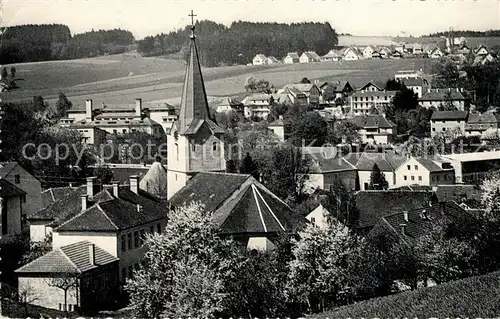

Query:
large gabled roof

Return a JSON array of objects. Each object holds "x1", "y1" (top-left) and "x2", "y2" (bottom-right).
[
  {"x1": 16, "y1": 241, "x2": 118, "y2": 274},
  {"x1": 344, "y1": 152, "x2": 406, "y2": 172},
  {"x1": 0, "y1": 179, "x2": 26, "y2": 198}
]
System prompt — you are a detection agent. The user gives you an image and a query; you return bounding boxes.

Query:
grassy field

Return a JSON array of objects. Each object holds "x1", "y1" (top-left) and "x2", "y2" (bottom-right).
[
  {"x1": 318, "y1": 270, "x2": 500, "y2": 318},
  {"x1": 3, "y1": 53, "x2": 430, "y2": 107}
]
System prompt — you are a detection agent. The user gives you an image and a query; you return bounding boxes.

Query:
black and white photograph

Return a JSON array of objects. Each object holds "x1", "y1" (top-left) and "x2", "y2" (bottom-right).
[{"x1": 0, "y1": 0, "x2": 500, "y2": 317}]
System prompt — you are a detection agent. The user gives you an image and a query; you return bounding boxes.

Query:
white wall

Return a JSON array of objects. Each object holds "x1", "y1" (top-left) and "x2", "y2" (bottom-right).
[
  {"x1": 52, "y1": 232, "x2": 118, "y2": 257},
  {"x1": 306, "y1": 205, "x2": 329, "y2": 229},
  {"x1": 18, "y1": 276, "x2": 78, "y2": 311}
]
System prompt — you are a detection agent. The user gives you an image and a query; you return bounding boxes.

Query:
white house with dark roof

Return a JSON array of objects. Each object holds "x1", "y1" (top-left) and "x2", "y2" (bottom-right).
[
  {"x1": 430, "y1": 111, "x2": 468, "y2": 138},
  {"x1": 299, "y1": 51, "x2": 321, "y2": 63},
  {"x1": 269, "y1": 116, "x2": 285, "y2": 142},
  {"x1": 394, "y1": 156, "x2": 455, "y2": 188},
  {"x1": 252, "y1": 54, "x2": 267, "y2": 65},
  {"x1": 320, "y1": 49, "x2": 342, "y2": 62},
  {"x1": 284, "y1": 52, "x2": 300, "y2": 64},
  {"x1": 241, "y1": 93, "x2": 273, "y2": 119},
  {"x1": 349, "y1": 90, "x2": 395, "y2": 115},
  {"x1": 343, "y1": 47, "x2": 363, "y2": 61},
  {"x1": 306, "y1": 204, "x2": 330, "y2": 229},
  {"x1": 16, "y1": 241, "x2": 119, "y2": 313},
  {"x1": 419, "y1": 88, "x2": 469, "y2": 110},
  {"x1": 282, "y1": 83, "x2": 321, "y2": 105},
  {"x1": 351, "y1": 114, "x2": 396, "y2": 144},
  {"x1": 266, "y1": 56, "x2": 279, "y2": 64},
  {"x1": 362, "y1": 46, "x2": 374, "y2": 59}
]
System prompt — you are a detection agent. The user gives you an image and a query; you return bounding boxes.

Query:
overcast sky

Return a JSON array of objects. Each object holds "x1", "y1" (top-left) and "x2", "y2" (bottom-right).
[{"x1": 3, "y1": 0, "x2": 499, "y2": 39}]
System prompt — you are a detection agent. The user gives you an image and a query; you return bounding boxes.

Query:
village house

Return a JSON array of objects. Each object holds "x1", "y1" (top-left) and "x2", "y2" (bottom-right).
[
  {"x1": 0, "y1": 179, "x2": 27, "y2": 236},
  {"x1": 283, "y1": 52, "x2": 300, "y2": 64},
  {"x1": 320, "y1": 49, "x2": 342, "y2": 62},
  {"x1": 0, "y1": 162, "x2": 42, "y2": 222},
  {"x1": 474, "y1": 53, "x2": 495, "y2": 66},
  {"x1": 344, "y1": 151, "x2": 406, "y2": 191},
  {"x1": 299, "y1": 51, "x2": 321, "y2": 63},
  {"x1": 351, "y1": 114, "x2": 396, "y2": 144},
  {"x1": 391, "y1": 50, "x2": 404, "y2": 59},
  {"x1": 282, "y1": 83, "x2": 320, "y2": 105},
  {"x1": 319, "y1": 80, "x2": 354, "y2": 104},
  {"x1": 394, "y1": 156, "x2": 455, "y2": 188},
  {"x1": 394, "y1": 70, "x2": 422, "y2": 80},
  {"x1": 465, "y1": 111, "x2": 499, "y2": 136},
  {"x1": 474, "y1": 45, "x2": 490, "y2": 56},
  {"x1": 252, "y1": 54, "x2": 267, "y2": 65},
  {"x1": 349, "y1": 90, "x2": 395, "y2": 115},
  {"x1": 359, "y1": 81, "x2": 384, "y2": 92},
  {"x1": 266, "y1": 56, "x2": 279, "y2": 64},
  {"x1": 439, "y1": 151, "x2": 500, "y2": 184},
  {"x1": 378, "y1": 47, "x2": 392, "y2": 59},
  {"x1": 430, "y1": 111, "x2": 468, "y2": 138},
  {"x1": 16, "y1": 241, "x2": 119, "y2": 313},
  {"x1": 61, "y1": 99, "x2": 167, "y2": 145},
  {"x1": 301, "y1": 147, "x2": 358, "y2": 192},
  {"x1": 343, "y1": 47, "x2": 363, "y2": 61},
  {"x1": 306, "y1": 204, "x2": 331, "y2": 229},
  {"x1": 213, "y1": 97, "x2": 244, "y2": 113},
  {"x1": 419, "y1": 88, "x2": 469, "y2": 110},
  {"x1": 353, "y1": 190, "x2": 438, "y2": 232},
  {"x1": 170, "y1": 172, "x2": 305, "y2": 250},
  {"x1": 401, "y1": 77, "x2": 427, "y2": 98},
  {"x1": 268, "y1": 116, "x2": 285, "y2": 142},
  {"x1": 362, "y1": 46, "x2": 374, "y2": 59},
  {"x1": 430, "y1": 47, "x2": 444, "y2": 59},
  {"x1": 241, "y1": 93, "x2": 272, "y2": 119}
]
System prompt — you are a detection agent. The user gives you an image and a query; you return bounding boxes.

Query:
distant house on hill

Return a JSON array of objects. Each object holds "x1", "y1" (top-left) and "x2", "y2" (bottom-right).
[
  {"x1": 391, "y1": 50, "x2": 404, "y2": 59},
  {"x1": 320, "y1": 49, "x2": 342, "y2": 62},
  {"x1": 343, "y1": 47, "x2": 363, "y2": 61},
  {"x1": 474, "y1": 45, "x2": 490, "y2": 56},
  {"x1": 430, "y1": 110, "x2": 468, "y2": 138},
  {"x1": 351, "y1": 114, "x2": 396, "y2": 144},
  {"x1": 252, "y1": 54, "x2": 267, "y2": 65},
  {"x1": 362, "y1": 46, "x2": 374, "y2": 59},
  {"x1": 266, "y1": 56, "x2": 279, "y2": 64},
  {"x1": 473, "y1": 53, "x2": 495, "y2": 66},
  {"x1": 401, "y1": 78, "x2": 427, "y2": 98},
  {"x1": 430, "y1": 47, "x2": 444, "y2": 59},
  {"x1": 419, "y1": 88, "x2": 468, "y2": 110},
  {"x1": 282, "y1": 83, "x2": 321, "y2": 105},
  {"x1": 283, "y1": 52, "x2": 300, "y2": 64},
  {"x1": 299, "y1": 51, "x2": 321, "y2": 63},
  {"x1": 378, "y1": 47, "x2": 392, "y2": 59}
]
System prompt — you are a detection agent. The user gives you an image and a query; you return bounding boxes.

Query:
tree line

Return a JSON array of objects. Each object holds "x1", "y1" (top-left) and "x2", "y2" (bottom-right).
[
  {"x1": 137, "y1": 20, "x2": 338, "y2": 67},
  {"x1": 424, "y1": 29, "x2": 500, "y2": 37},
  {"x1": 0, "y1": 24, "x2": 135, "y2": 64}
]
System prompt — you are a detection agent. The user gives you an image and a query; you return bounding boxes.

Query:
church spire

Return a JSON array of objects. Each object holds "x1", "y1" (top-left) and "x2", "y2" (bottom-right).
[{"x1": 175, "y1": 10, "x2": 222, "y2": 135}]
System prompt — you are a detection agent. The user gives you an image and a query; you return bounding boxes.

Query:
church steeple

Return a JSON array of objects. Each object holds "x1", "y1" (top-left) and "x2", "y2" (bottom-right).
[{"x1": 175, "y1": 10, "x2": 223, "y2": 135}]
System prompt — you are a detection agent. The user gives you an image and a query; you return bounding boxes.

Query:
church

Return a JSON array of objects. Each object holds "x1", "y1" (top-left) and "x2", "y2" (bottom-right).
[{"x1": 165, "y1": 15, "x2": 305, "y2": 250}]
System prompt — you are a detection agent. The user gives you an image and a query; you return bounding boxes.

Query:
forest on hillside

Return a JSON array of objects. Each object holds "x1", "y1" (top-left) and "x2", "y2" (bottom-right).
[
  {"x1": 137, "y1": 20, "x2": 338, "y2": 67},
  {"x1": 424, "y1": 30, "x2": 500, "y2": 37},
  {"x1": 0, "y1": 24, "x2": 135, "y2": 64}
]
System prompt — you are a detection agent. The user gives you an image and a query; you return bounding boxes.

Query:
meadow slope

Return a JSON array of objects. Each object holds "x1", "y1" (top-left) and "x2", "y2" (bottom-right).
[{"x1": 2, "y1": 53, "x2": 431, "y2": 107}]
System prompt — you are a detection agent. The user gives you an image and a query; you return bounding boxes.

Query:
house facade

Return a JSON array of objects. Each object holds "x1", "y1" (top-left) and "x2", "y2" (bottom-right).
[
  {"x1": 430, "y1": 111, "x2": 468, "y2": 138},
  {"x1": 284, "y1": 52, "x2": 300, "y2": 64},
  {"x1": 351, "y1": 115, "x2": 396, "y2": 144},
  {"x1": 306, "y1": 204, "x2": 330, "y2": 229},
  {"x1": 299, "y1": 51, "x2": 321, "y2": 63},
  {"x1": 349, "y1": 91, "x2": 395, "y2": 115},
  {"x1": 394, "y1": 156, "x2": 455, "y2": 188},
  {"x1": 362, "y1": 46, "x2": 374, "y2": 59},
  {"x1": 465, "y1": 111, "x2": 499, "y2": 136},
  {"x1": 252, "y1": 54, "x2": 267, "y2": 65},
  {"x1": 343, "y1": 47, "x2": 363, "y2": 61},
  {"x1": 419, "y1": 88, "x2": 468, "y2": 110},
  {"x1": 282, "y1": 84, "x2": 320, "y2": 105}
]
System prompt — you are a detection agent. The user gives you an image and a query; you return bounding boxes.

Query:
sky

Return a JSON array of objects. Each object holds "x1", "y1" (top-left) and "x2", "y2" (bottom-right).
[{"x1": 2, "y1": 0, "x2": 499, "y2": 39}]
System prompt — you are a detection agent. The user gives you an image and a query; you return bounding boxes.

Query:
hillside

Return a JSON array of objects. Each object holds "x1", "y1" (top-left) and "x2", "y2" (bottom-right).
[
  {"x1": 3, "y1": 54, "x2": 430, "y2": 107},
  {"x1": 319, "y1": 270, "x2": 500, "y2": 318}
]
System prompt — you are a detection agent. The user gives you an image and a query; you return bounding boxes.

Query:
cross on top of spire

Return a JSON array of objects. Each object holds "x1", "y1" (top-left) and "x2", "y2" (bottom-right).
[{"x1": 189, "y1": 10, "x2": 197, "y2": 39}]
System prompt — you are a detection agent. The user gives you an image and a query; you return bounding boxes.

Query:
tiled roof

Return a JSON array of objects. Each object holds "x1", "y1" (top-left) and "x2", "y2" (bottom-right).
[
  {"x1": 401, "y1": 78, "x2": 425, "y2": 87},
  {"x1": 431, "y1": 111, "x2": 468, "y2": 121},
  {"x1": 359, "y1": 81, "x2": 383, "y2": 92},
  {"x1": 351, "y1": 115, "x2": 395, "y2": 129},
  {"x1": 169, "y1": 172, "x2": 304, "y2": 235},
  {"x1": 139, "y1": 162, "x2": 167, "y2": 196},
  {"x1": 0, "y1": 162, "x2": 18, "y2": 178},
  {"x1": 106, "y1": 167, "x2": 148, "y2": 184},
  {"x1": 41, "y1": 186, "x2": 78, "y2": 209},
  {"x1": 434, "y1": 185, "x2": 483, "y2": 203},
  {"x1": 170, "y1": 172, "x2": 251, "y2": 213},
  {"x1": 466, "y1": 112, "x2": 497, "y2": 125},
  {"x1": 0, "y1": 179, "x2": 26, "y2": 198},
  {"x1": 56, "y1": 187, "x2": 167, "y2": 232},
  {"x1": 30, "y1": 185, "x2": 90, "y2": 221},
  {"x1": 16, "y1": 241, "x2": 118, "y2": 274},
  {"x1": 420, "y1": 89, "x2": 467, "y2": 101},
  {"x1": 414, "y1": 158, "x2": 451, "y2": 173},
  {"x1": 355, "y1": 190, "x2": 437, "y2": 229},
  {"x1": 344, "y1": 152, "x2": 406, "y2": 172},
  {"x1": 308, "y1": 156, "x2": 356, "y2": 173},
  {"x1": 380, "y1": 201, "x2": 467, "y2": 241},
  {"x1": 283, "y1": 83, "x2": 317, "y2": 93},
  {"x1": 254, "y1": 54, "x2": 267, "y2": 60}
]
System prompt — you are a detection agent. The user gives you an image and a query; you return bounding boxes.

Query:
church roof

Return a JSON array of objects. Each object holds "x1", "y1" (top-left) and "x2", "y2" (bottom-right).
[
  {"x1": 175, "y1": 27, "x2": 223, "y2": 135},
  {"x1": 169, "y1": 172, "x2": 305, "y2": 235}
]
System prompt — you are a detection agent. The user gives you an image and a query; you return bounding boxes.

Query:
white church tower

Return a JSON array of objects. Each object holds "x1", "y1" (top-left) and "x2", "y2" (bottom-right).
[{"x1": 167, "y1": 12, "x2": 226, "y2": 200}]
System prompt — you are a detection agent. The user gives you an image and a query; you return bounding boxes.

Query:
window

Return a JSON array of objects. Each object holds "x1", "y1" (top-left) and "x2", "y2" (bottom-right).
[
  {"x1": 415, "y1": 165, "x2": 418, "y2": 170},
  {"x1": 123, "y1": 129, "x2": 127, "y2": 134},
  {"x1": 442, "y1": 128, "x2": 445, "y2": 132},
  {"x1": 192, "y1": 143, "x2": 196, "y2": 152},
  {"x1": 128, "y1": 233, "x2": 132, "y2": 250},
  {"x1": 432, "y1": 128, "x2": 436, "y2": 132},
  {"x1": 404, "y1": 176, "x2": 407, "y2": 181},
  {"x1": 14, "y1": 174, "x2": 20, "y2": 184},
  {"x1": 121, "y1": 235, "x2": 126, "y2": 252},
  {"x1": 157, "y1": 223, "x2": 161, "y2": 233},
  {"x1": 411, "y1": 176, "x2": 415, "y2": 181},
  {"x1": 113, "y1": 129, "x2": 118, "y2": 134},
  {"x1": 418, "y1": 176, "x2": 422, "y2": 181},
  {"x1": 407, "y1": 165, "x2": 411, "y2": 170},
  {"x1": 134, "y1": 231, "x2": 139, "y2": 248},
  {"x1": 310, "y1": 217, "x2": 316, "y2": 224},
  {"x1": 212, "y1": 142, "x2": 217, "y2": 151}
]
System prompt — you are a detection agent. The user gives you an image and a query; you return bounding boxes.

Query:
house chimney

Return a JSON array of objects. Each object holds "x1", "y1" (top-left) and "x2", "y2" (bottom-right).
[
  {"x1": 112, "y1": 180, "x2": 120, "y2": 197},
  {"x1": 81, "y1": 194, "x2": 89, "y2": 211},
  {"x1": 89, "y1": 244, "x2": 95, "y2": 266},
  {"x1": 136, "y1": 204, "x2": 143, "y2": 213},
  {"x1": 129, "y1": 175, "x2": 139, "y2": 194},
  {"x1": 86, "y1": 177, "x2": 97, "y2": 197},
  {"x1": 403, "y1": 211, "x2": 409, "y2": 222},
  {"x1": 135, "y1": 98, "x2": 142, "y2": 117},
  {"x1": 85, "y1": 99, "x2": 94, "y2": 121}
]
